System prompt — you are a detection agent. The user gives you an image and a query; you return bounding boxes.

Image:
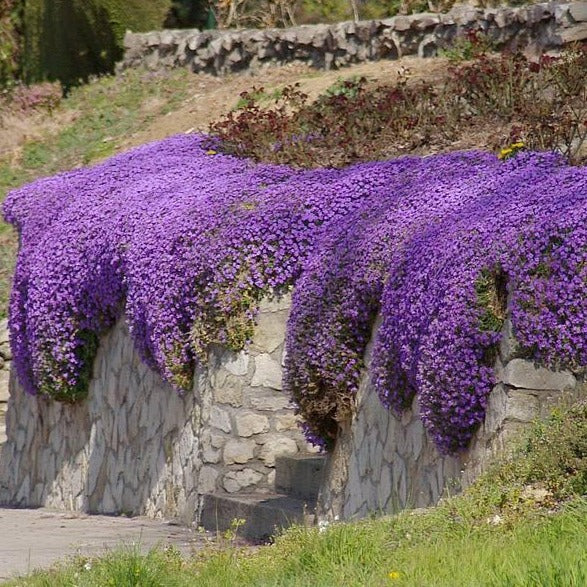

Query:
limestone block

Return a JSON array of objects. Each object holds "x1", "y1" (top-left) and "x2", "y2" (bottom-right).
[
  {"x1": 251, "y1": 354, "x2": 283, "y2": 390},
  {"x1": 198, "y1": 466, "x2": 219, "y2": 493},
  {"x1": 506, "y1": 391, "x2": 539, "y2": 423},
  {"x1": 249, "y1": 392, "x2": 290, "y2": 411},
  {"x1": 250, "y1": 312, "x2": 286, "y2": 353},
  {"x1": 223, "y1": 468, "x2": 263, "y2": 493},
  {"x1": 275, "y1": 414, "x2": 298, "y2": 432},
  {"x1": 0, "y1": 319, "x2": 9, "y2": 344},
  {"x1": 203, "y1": 445, "x2": 221, "y2": 464},
  {"x1": 209, "y1": 406, "x2": 232, "y2": 433},
  {"x1": 484, "y1": 384, "x2": 507, "y2": 435},
  {"x1": 213, "y1": 382, "x2": 243, "y2": 407},
  {"x1": 569, "y1": 3, "x2": 587, "y2": 22},
  {"x1": 0, "y1": 342, "x2": 11, "y2": 360},
  {"x1": 259, "y1": 435, "x2": 298, "y2": 466},
  {"x1": 503, "y1": 359, "x2": 576, "y2": 391},
  {"x1": 223, "y1": 438, "x2": 256, "y2": 464},
  {"x1": 235, "y1": 412, "x2": 270, "y2": 437},
  {"x1": 221, "y1": 350, "x2": 250, "y2": 376}
]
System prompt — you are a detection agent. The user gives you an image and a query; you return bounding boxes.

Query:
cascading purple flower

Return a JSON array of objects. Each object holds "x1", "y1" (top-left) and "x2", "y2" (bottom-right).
[{"x1": 3, "y1": 134, "x2": 586, "y2": 453}]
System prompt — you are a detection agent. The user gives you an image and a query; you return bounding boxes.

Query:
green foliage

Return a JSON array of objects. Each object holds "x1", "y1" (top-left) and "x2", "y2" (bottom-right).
[
  {"x1": 21, "y1": 0, "x2": 173, "y2": 88},
  {"x1": 0, "y1": 0, "x2": 22, "y2": 86}
]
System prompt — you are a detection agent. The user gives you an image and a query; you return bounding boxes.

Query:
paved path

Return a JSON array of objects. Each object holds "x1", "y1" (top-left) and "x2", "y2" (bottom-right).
[{"x1": 0, "y1": 507, "x2": 209, "y2": 581}]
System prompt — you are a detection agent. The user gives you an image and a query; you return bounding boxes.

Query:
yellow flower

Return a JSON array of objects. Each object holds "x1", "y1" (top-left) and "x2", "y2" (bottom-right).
[
  {"x1": 388, "y1": 570, "x2": 401, "y2": 580},
  {"x1": 511, "y1": 141, "x2": 525, "y2": 149},
  {"x1": 205, "y1": 149, "x2": 217, "y2": 155},
  {"x1": 498, "y1": 147, "x2": 513, "y2": 159}
]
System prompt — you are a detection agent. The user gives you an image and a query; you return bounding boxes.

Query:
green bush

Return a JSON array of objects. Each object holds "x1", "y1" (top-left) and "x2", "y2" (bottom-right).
[
  {"x1": 0, "y1": 0, "x2": 21, "y2": 86},
  {"x1": 21, "y1": 0, "x2": 173, "y2": 88}
]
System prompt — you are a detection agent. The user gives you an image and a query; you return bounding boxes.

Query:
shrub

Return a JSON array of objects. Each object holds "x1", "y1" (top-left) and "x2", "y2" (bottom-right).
[{"x1": 210, "y1": 45, "x2": 587, "y2": 167}]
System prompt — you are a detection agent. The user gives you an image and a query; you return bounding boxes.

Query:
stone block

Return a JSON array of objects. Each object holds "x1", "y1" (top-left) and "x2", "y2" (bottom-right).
[
  {"x1": 484, "y1": 384, "x2": 507, "y2": 435},
  {"x1": 502, "y1": 359, "x2": 576, "y2": 391},
  {"x1": 249, "y1": 392, "x2": 291, "y2": 411},
  {"x1": 506, "y1": 391, "x2": 539, "y2": 423},
  {"x1": 223, "y1": 438, "x2": 256, "y2": 464},
  {"x1": 560, "y1": 23, "x2": 587, "y2": 43},
  {"x1": 223, "y1": 468, "x2": 263, "y2": 493},
  {"x1": 0, "y1": 369, "x2": 10, "y2": 402},
  {"x1": 235, "y1": 412, "x2": 270, "y2": 437},
  {"x1": 275, "y1": 414, "x2": 298, "y2": 432},
  {"x1": 199, "y1": 466, "x2": 220, "y2": 493},
  {"x1": 259, "y1": 435, "x2": 298, "y2": 466},
  {"x1": 213, "y1": 384, "x2": 243, "y2": 407},
  {"x1": 250, "y1": 312, "x2": 287, "y2": 353},
  {"x1": 209, "y1": 406, "x2": 232, "y2": 433},
  {"x1": 251, "y1": 354, "x2": 283, "y2": 390},
  {"x1": 0, "y1": 342, "x2": 11, "y2": 360},
  {"x1": 221, "y1": 350, "x2": 250, "y2": 376},
  {"x1": 0, "y1": 319, "x2": 8, "y2": 345},
  {"x1": 569, "y1": 2, "x2": 587, "y2": 22}
]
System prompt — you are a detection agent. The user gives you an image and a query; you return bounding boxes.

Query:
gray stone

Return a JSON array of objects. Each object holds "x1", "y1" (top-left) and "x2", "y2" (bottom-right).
[
  {"x1": 251, "y1": 354, "x2": 283, "y2": 390},
  {"x1": 213, "y1": 385, "x2": 243, "y2": 407},
  {"x1": 223, "y1": 469, "x2": 262, "y2": 493},
  {"x1": 235, "y1": 412, "x2": 269, "y2": 437},
  {"x1": 223, "y1": 439, "x2": 256, "y2": 464},
  {"x1": 569, "y1": 2, "x2": 587, "y2": 22},
  {"x1": 0, "y1": 320, "x2": 8, "y2": 344},
  {"x1": 249, "y1": 393, "x2": 290, "y2": 411},
  {"x1": 484, "y1": 384, "x2": 507, "y2": 434},
  {"x1": 221, "y1": 351, "x2": 250, "y2": 377},
  {"x1": 259, "y1": 435, "x2": 298, "y2": 466},
  {"x1": 503, "y1": 359, "x2": 576, "y2": 391},
  {"x1": 250, "y1": 312, "x2": 286, "y2": 353},
  {"x1": 506, "y1": 391, "x2": 539, "y2": 423},
  {"x1": 209, "y1": 406, "x2": 232, "y2": 433},
  {"x1": 560, "y1": 23, "x2": 587, "y2": 43},
  {"x1": 198, "y1": 466, "x2": 219, "y2": 493},
  {"x1": 0, "y1": 342, "x2": 11, "y2": 360}
]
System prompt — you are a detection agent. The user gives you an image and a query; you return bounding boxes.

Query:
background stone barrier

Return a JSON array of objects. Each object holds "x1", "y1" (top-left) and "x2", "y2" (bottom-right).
[{"x1": 118, "y1": 2, "x2": 587, "y2": 76}]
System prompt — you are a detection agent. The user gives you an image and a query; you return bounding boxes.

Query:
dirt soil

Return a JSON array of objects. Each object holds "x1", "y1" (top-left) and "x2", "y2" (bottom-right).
[{"x1": 123, "y1": 57, "x2": 453, "y2": 149}]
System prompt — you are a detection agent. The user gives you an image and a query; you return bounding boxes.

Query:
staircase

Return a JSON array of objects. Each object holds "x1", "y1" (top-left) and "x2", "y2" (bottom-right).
[{"x1": 200, "y1": 454, "x2": 326, "y2": 542}]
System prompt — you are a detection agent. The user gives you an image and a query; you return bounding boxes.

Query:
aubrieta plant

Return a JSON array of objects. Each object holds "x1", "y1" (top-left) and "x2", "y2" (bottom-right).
[{"x1": 3, "y1": 135, "x2": 587, "y2": 454}]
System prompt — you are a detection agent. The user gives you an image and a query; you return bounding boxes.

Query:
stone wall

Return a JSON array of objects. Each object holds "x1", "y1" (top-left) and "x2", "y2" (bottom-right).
[
  {"x1": 118, "y1": 3, "x2": 587, "y2": 76},
  {"x1": 318, "y1": 319, "x2": 585, "y2": 521},
  {"x1": 1, "y1": 299, "x2": 585, "y2": 523},
  {"x1": 0, "y1": 296, "x2": 312, "y2": 521},
  {"x1": 0, "y1": 320, "x2": 10, "y2": 444}
]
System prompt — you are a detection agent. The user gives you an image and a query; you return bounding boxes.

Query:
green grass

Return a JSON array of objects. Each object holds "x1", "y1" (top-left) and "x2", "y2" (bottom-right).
[
  {"x1": 5, "y1": 402, "x2": 587, "y2": 586},
  {"x1": 0, "y1": 67, "x2": 196, "y2": 319}
]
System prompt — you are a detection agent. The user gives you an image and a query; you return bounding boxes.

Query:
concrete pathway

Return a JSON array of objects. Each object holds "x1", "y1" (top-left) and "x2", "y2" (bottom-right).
[{"x1": 0, "y1": 507, "x2": 210, "y2": 581}]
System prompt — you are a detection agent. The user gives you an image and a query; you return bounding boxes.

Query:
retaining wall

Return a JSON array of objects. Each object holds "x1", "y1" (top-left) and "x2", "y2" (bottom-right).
[
  {"x1": 317, "y1": 319, "x2": 585, "y2": 520},
  {"x1": 1, "y1": 296, "x2": 584, "y2": 523},
  {"x1": 118, "y1": 2, "x2": 587, "y2": 76},
  {"x1": 0, "y1": 296, "x2": 313, "y2": 521}
]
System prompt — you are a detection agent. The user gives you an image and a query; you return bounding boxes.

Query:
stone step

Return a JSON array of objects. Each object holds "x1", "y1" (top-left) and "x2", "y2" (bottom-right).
[
  {"x1": 200, "y1": 492, "x2": 315, "y2": 542},
  {"x1": 275, "y1": 454, "x2": 326, "y2": 502}
]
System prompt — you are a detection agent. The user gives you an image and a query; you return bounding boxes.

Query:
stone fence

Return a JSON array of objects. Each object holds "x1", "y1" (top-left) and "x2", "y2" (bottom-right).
[
  {"x1": 0, "y1": 297, "x2": 584, "y2": 524},
  {"x1": 118, "y1": 2, "x2": 587, "y2": 76}
]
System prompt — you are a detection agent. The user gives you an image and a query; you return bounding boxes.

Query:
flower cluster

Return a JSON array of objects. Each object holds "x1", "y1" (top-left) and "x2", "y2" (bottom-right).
[{"x1": 4, "y1": 135, "x2": 586, "y2": 453}]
